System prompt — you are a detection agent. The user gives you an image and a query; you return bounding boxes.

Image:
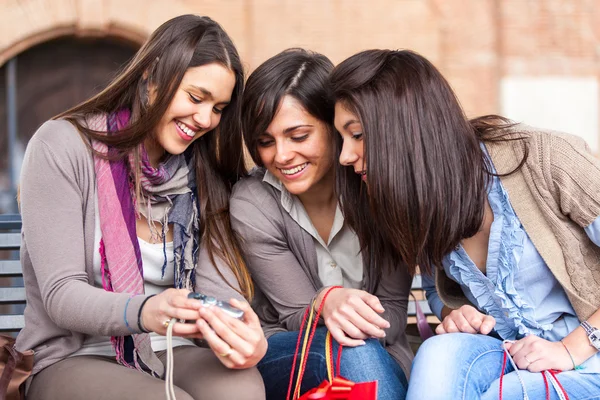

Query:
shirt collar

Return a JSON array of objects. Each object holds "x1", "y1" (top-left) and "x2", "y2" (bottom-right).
[{"x1": 263, "y1": 170, "x2": 294, "y2": 212}]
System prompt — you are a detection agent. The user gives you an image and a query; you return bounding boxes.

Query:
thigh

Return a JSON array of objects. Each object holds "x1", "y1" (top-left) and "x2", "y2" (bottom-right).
[
  {"x1": 337, "y1": 339, "x2": 407, "y2": 400},
  {"x1": 407, "y1": 333, "x2": 506, "y2": 400},
  {"x1": 482, "y1": 369, "x2": 600, "y2": 400},
  {"x1": 258, "y1": 328, "x2": 329, "y2": 400},
  {"x1": 27, "y1": 355, "x2": 193, "y2": 400},
  {"x1": 158, "y1": 345, "x2": 265, "y2": 400}
]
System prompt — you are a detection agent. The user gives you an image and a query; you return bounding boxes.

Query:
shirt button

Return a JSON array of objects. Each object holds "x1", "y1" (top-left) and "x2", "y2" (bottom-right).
[{"x1": 330, "y1": 262, "x2": 337, "y2": 268}]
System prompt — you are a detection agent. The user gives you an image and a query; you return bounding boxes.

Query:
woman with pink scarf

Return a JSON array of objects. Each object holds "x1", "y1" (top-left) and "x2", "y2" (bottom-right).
[{"x1": 16, "y1": 15, "x2": 266, "y2": 400}]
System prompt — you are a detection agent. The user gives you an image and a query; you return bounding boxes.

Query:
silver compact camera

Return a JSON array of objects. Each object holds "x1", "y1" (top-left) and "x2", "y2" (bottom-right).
[{"x1": 187, "y1": 292, "x2": 245, "y2": 320}]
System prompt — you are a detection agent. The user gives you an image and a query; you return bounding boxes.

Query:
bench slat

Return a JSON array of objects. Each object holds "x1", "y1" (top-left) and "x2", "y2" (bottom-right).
[
  {"x1": 0, "y1": 214, "x2": 22, "y2": 231},
  {"x1": 0, "y1": 315, "x2": 25, "y2": 331},
  {"x1": 0, "y1": 287, "x2": 26, "y2": 303},
  {"x1": 0, "y1": 260, "x2": 22, "y2": 276},
  {"x1": 0, "y1": 233, "x2": 20, "y2": 250},
  {"x1": 407, "y1": 300, "x2": 432, "y2": 316},
  {"x1": 411, "y1": 275, "x2": 422, "y2": 289}
]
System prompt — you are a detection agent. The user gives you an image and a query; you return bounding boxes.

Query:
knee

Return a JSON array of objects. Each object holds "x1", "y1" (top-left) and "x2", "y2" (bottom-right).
[
  {"x1": 208, "y1": 367, "x2": 266, "y2": 400},
  {"x1": 339, "y1": 339, "x2": 394, "y2": 373}
]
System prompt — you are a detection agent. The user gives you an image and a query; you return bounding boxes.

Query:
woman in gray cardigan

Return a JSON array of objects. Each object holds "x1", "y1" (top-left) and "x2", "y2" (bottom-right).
[
  {"x1": 230, "y1": 48, "x2": 412, "y2": 400},
  {"x1": 16, "y1": 15, "x2": 266, "y2": 400}
]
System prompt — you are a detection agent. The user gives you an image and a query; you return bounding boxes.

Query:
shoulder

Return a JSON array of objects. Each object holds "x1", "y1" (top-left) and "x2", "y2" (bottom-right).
[
  {"x1": 231, "y1": 168, "x2": 280, "y2": 209},
  {"x1": 27, "y1": 119, "x2": 92, "y2": 164},
  {"x1": 505, "y1": 123, "x2": 591, "y2": 153}
]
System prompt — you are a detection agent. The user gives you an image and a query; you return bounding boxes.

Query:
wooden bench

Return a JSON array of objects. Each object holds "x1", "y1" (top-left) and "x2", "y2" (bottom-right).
[
  {"x1": 0, "y1": 214, "x2": 26, "y2": 336},
  {"x1": 0, "y1": 213, "x2": 437, "y2": 339}
]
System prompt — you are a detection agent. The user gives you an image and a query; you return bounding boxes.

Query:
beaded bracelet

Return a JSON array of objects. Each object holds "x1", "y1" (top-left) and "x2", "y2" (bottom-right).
[{"x1": 560, "y1": 340, "x2": 583, "y2": 371}]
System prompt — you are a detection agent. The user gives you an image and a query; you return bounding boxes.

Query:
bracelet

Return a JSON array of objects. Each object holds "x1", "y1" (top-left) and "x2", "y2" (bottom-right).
[
  {"x1": 560, "y1": 340, "x2": 580, "y2": 371},
  {"x1": 138, "y1": 294, "x2": 156, "y2": 333},
  {"x1": 123, "y1": 295, "x2": 138, "y2": 334}
]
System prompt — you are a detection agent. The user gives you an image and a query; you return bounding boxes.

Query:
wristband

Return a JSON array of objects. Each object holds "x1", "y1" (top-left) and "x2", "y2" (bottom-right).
[
  {"x1": 137, "y1": 294, "x2": 156, "y2": 333},
  {"x1": 560, "y1": 340, "x2": 583, "y2": 371}
]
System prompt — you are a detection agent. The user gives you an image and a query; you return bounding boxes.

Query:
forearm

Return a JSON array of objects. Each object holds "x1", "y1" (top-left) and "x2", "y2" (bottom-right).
[{"x1": 562, "y1": 308, "x2": 600, "y2": 366}]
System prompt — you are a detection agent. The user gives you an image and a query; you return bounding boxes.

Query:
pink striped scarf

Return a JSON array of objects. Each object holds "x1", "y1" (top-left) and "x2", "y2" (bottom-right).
[{"x1": 89, "y1": 110, "x2": 197, "y2": 377}]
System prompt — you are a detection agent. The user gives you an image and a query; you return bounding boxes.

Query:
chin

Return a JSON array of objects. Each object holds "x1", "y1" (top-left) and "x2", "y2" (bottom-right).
[{"x1": 283, "y1": 181, "x2": 311, "y2": 196}]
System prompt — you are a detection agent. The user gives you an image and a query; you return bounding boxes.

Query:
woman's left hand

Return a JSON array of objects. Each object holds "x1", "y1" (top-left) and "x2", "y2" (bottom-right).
[
  {"x1": 505, "y1": 335, "x2": 573, "y2": 372},
  {"x1": 196, "y1": 298, "x2": 268, "y2": 369}
]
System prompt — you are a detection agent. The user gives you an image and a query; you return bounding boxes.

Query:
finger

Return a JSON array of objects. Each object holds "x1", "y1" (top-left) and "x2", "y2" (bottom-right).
[
  {"x1": 166, "y1": 307, "x2": 202, "y2": 322},
  {"x1": 435, "y1": 323, "x2": 447, "y2": 335},
  {"x1": 442, "y1": 317, "x2": 459, "y2": 334},
  {"x1": 340, "y1": 307, "x2": 386, "y2": 338},
  {"x1": 479, "y1": 315, "x2": 496, "y2": 335},
  {"x1": 526, "y1": 358, "x2": 546, "y2": 373},
  {"x1": 229, "y1": 298, "x2": 259, "y2": 325},
  {"x1": 196, "y1": 319, "x2": 236, "y2": 358},
  {"x1": 508, "y1": 335, "x2": 533, "y2": 357},
  {"x1": 171, "y1": 322, "x2": 203, "y2": 336},
  {"x1": 350, "y1": 298, "x2": 390, "y2": 329},
  {"x1": 450, "y1": 311, "x2": 477, "y2": 334},
  {"x1": 333, "y1": 315, "x2": 370, "y2": 340},
  {"x1": 328, "y1": 325, "x2": 366, "y2": 347},
  {"x1": 360, "y1": 292, "x2": 385, "y2": 313},
  {"x1": 211, "y1": 307, "x2": 261, "y2": 347},
  {"x1": 198, "y1": 307, "x2": 254, "y2": 357}
]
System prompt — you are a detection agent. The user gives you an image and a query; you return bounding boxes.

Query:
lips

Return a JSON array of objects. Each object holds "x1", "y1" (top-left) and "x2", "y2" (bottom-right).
[
  {"x1": 279, "y1": 163, "x2": 308, "y2": 176},
  {"x1": 175, "y1": 120, "x2": 198, "y2": 138}
]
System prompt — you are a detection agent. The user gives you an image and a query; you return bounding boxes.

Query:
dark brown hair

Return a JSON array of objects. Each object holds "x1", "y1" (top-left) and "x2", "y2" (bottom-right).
[
  {"x1": 55, "y1": 15, "x2": 253, "y2": 299},
  {"x1": 241, "y1": 48, "x2": 334, "y2": 166},
  {"x1": 330, "y1": 49, "x2": 522, "y2": 277}
]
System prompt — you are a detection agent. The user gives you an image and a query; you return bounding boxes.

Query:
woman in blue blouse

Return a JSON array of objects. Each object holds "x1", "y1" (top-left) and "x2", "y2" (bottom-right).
[{"x1": 329, "y1": 49, "x2": 600, "y2": 399}]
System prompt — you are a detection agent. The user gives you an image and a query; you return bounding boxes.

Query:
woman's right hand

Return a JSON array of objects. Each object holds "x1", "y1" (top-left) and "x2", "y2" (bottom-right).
[
  {"x1": 317, "y1": 287, "x2": 390, "y2": 347},
  {"x1": 139, "y1": 288, "x2": 205, "y2": 337},
  {"x1": 436, "y1": 304, "x2": 496, "y2": 335}
]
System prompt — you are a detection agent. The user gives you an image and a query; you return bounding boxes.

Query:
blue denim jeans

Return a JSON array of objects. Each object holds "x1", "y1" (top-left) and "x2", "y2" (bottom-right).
[
  {"x1": 258, "y1": 327, "x2": 407, "y2": 400},
  {"x1": 407, "y1": 333, "x2": 600, "y2": 400}
]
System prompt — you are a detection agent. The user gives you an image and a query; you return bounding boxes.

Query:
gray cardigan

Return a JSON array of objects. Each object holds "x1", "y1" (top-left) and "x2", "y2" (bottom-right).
[
  {"x1": 15, "y1": 120, "x2": 244, "y2": 375},
  {"x1": 230, "y1": 169, "x2": 414, "y2": 376}
]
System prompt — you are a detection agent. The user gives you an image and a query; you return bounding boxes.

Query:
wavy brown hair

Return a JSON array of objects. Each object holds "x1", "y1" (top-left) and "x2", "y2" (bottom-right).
[
  {"x1": 55, "y1": 15, "x2": 253, "y2": 299},
  {"x1": 330, "y1": 49, "x2": 524, "y2": 278}
]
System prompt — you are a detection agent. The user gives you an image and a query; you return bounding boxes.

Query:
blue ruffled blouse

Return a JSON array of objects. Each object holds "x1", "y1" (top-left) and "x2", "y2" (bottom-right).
[{"x1": 422, "y1": 157, "x2": 600, "y2": 373}]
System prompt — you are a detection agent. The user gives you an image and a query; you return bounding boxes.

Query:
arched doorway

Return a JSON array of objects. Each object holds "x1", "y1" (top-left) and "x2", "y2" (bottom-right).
[{"x1": 0, "y1": 36, "x2": 139, "y2": 213}]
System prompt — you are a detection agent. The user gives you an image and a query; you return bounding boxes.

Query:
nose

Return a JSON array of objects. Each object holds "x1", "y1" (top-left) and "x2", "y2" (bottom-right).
[
  {"x1": 274, "y1": 140, "x2": 293, "y2": 165},
  {"x1": 192, "y1": 106, "x2": 212, "y2": 130},
  {"x1": 339, "y1": 139, "x2": 358, "y2": 166}
]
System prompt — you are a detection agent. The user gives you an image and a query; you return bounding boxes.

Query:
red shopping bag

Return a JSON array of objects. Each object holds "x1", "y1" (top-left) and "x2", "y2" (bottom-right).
[{"x1": 286, "y1": 286, "x2": 378, "y2": 400}]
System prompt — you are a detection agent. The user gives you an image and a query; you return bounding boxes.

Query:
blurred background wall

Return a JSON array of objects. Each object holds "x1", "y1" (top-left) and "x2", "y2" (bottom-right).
[{"x1": 1, "y1": 0, "x2": 599, "y2": 213}]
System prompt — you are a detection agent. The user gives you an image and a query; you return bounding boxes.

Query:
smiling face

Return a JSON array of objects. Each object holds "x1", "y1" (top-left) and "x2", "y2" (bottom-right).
[
  {"x1": 334, "y1": 102, "x2": 366, "y2": 182},
  {"x1": 146, "y1": 62, "x2": 236, "y2": 166},
  {"x1": 257, "y1": 95, "x2": 334, "y2": 196}
]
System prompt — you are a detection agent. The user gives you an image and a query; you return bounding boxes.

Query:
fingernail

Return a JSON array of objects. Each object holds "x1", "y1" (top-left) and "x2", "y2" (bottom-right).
[{"x1": 360, "y1": 341, "x2": 366, "y2": 346}]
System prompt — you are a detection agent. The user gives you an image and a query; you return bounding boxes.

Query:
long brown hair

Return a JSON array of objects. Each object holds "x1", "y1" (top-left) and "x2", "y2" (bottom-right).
[
  {"x1": 330, "y1": 49, "x2": 523, "y2": 278},
  {"x1": 56, "y1": 15, "x2": 253, "y2": 299}
]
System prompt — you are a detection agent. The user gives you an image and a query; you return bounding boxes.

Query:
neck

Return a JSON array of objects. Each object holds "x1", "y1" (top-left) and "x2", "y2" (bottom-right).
[
  {"x1": 144, "y1": 137, "x2": 165, "y2": 168},
  {"x1": 297, "y1": 168, "x2": 336, "y2": 210}
]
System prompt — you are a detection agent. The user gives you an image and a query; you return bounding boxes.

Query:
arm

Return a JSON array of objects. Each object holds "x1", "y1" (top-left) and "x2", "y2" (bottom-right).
[
  {"x1": 20, "y1": 122, "x2": 147, "y2": 336},
  {"x1": 422, "y1": 271, "x2": 444, "y2": 320},
  {"x1": 506, "y1": 133, "x2": 600, "y2": 372},
  {"x1": 423, "y1": 268, "x2": 494, "y2": 335},
  {"x1": 230, "y1": 192, "x2": 318, "y2": 332},
  {"x1": 372, "y1": 264, "x2": 412, "y2": 345}
]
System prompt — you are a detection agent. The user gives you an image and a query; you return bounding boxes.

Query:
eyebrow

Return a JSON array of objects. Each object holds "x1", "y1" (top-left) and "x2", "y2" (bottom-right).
[
  {"x1": 282, "y1": 124, "x2": 313, "y2": 134},
  {"x1": 189, "y1": 85, "x2": 230, "y2": 105},
  {"x1": 343, "y1": 119, "x2": 361, "y2": 130}
]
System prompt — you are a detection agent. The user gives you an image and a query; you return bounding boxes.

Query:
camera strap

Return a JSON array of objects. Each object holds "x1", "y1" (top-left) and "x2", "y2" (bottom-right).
[{"x1": 165, "y1": 318, "x2": 178, "y2": 400}]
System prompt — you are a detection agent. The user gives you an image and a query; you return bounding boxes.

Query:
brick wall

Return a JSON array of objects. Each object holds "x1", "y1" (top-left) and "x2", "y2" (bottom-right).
[{"x1": 1, "y1": 0, "x2": 599, "y2": 143}]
